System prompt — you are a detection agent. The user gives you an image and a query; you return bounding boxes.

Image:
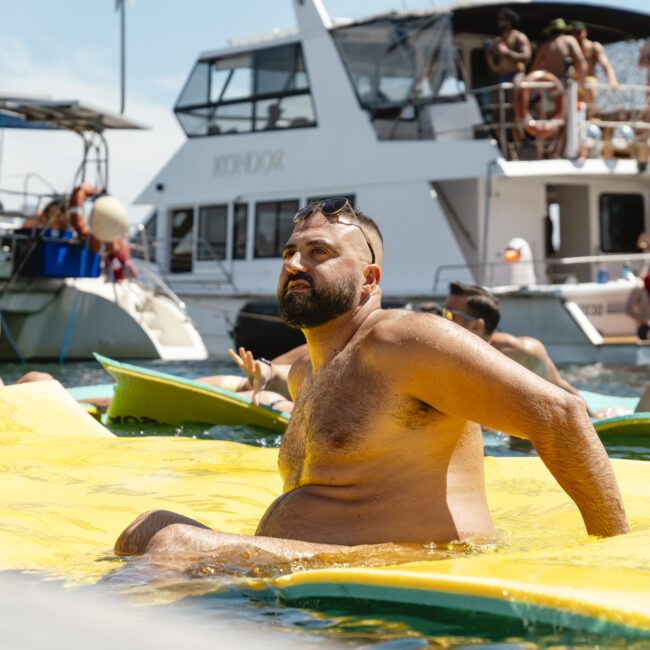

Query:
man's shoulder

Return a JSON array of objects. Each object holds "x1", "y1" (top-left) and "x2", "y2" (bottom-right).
[
  {"x1": 491, "y1": 332, "x2": 544, "y2": 356},
  {"x1": 361, "y1": 308, "x2": 451, "y2": 355}
]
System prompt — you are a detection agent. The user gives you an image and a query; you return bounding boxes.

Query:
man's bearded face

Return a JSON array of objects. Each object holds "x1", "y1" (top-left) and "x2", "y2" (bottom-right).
[{"x1": 278, "y1": 271, "x2": 358, "y2": 329}]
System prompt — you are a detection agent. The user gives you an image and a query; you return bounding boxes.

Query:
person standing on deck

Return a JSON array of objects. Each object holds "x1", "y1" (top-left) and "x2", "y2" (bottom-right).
[
  {"x1": 571, "y1": 21, "x2": 618, "y2": 116},
  {"x1": 485, "y1": 8, "x2": 532, "y2": 84},
  {"x1": 532, "y1": 19, "x2": 587, "y2": 82}
]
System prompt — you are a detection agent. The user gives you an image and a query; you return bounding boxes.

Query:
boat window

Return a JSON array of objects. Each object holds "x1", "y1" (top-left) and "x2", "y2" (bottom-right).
[
  {"x1": 254, "y1": 200, "x2": 299, "y2": 258},
  {"x1": 208, "y1": 102, "x2": 254, "y2": 135},
  {"x1": 169, "y1": 207, "x2": 194, "y2": 274},
  {"x1": 599, "y1": 193, "x2": 645, "y2": 253},
  {"x1": 232, "y1": 203, "x2": 248, "y2": 260},
  {"x1": 176, "y1": 108, "x2": 210, "y2": 137},
  {"x1": 197, "y1": 205, "x2": 227, "y2": 261},
  {"x1": 331, "y1": 13, "x2": 464, "y2": 140},
  {"x1": 177, "y1": 62, "x2": 210, "y2": 107},
  {"x1": 175, "y1": 43, "x2": 317, "y2": 137}
]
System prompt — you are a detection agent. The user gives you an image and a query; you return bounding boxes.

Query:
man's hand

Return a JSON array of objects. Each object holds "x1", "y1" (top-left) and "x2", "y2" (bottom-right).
[{"x1": 228, "y1": 347, "x2": 272, "y2": 405}]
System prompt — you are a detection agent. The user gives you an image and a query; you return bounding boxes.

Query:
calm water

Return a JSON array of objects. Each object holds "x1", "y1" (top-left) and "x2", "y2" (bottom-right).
[{"x1": 5, "y1": 358, "x2": 650, "y2": 649}]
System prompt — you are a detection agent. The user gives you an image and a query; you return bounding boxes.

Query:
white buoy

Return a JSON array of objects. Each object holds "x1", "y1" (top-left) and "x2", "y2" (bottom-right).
[{"x1": 89, "y1": 195, "x2": 129, "y2": 242}]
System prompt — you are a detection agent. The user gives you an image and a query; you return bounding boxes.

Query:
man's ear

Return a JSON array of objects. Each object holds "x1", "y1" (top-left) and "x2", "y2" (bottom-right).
[
  {"x1": 363, "y1": 265, "x2": 381, "y2": 292},
  {"x1": 469, "y1": 318, "x2": 485, "y2": 336}
]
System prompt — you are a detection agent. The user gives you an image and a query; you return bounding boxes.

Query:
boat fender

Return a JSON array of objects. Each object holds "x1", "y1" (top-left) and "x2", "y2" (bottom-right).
[
  {"x1": 514, "y1": 71, "x2": 565, "y2": 140},
  {"x1": 89, "y1": 195, "x2": 130, "y2": 243}
]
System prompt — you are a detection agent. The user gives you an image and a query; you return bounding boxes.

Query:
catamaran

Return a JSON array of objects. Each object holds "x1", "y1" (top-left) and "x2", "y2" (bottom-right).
[{"x1": 134, "y1": 0, "x2": 650, "y2": 364}]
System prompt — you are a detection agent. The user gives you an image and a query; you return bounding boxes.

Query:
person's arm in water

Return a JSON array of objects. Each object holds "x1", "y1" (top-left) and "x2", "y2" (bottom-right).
[{"x1": 374, "y1": 313, "x2": 628, "y2": 538}]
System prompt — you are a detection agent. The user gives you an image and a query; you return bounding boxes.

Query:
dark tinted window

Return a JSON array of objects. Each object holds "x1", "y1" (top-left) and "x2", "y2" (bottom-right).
[
  {"x1": 175, "y1": 43, "x2": 316, "y2": 137},
  {"x1": 255, "y1": 200, "x2": 299, "y2": 258},
  {"x1": 599, "y1": 194, "x2": 645, "y2": 253},
  {"x1": 233, "y1": 203, "x2": 248, "y2": 259},
  {"x1": 197, "y1": 205, "x2": 227, "y2": 260}
]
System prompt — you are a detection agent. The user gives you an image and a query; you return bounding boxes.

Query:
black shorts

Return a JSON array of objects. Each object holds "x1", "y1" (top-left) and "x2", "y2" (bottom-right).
[{"x1": 638, "y1": 324, "x2": 650, "y2": 340}]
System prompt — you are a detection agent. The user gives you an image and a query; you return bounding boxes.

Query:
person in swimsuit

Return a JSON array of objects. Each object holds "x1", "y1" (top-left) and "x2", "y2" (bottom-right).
[
  {"x1": 485, "y1": 8, "x2": 531, "y2": 83},
  {"x1": 115, "y1": 198, "x2": 627, "y2": 562},
  {"x1": 532, "y1": 19, "x2": 587, "y2": 82},
  {"x1": 571, "y1": 21, "x2": 618, "y2": 116}
]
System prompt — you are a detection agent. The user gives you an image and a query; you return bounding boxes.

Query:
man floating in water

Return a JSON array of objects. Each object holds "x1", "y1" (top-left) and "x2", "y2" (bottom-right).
[{"x1": 115, "y1": 198, "x2": 627, "y2": 560}]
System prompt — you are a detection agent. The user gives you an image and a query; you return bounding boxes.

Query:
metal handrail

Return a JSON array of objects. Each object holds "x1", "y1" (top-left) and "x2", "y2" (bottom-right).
[
  {"x1": 130, "y1": 230, "x2": 238, "y2": 291},
  {"x1": 432, "y1": 252, "x2": 650, "y2": 292}
]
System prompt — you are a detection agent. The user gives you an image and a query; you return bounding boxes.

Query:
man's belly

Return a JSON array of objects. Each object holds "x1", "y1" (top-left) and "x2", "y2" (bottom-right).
[{"x1": 255, "y1": 483, "x2": 495, "y2": 545}]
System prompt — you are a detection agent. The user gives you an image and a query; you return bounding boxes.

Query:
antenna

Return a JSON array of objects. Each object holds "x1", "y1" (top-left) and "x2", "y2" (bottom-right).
[{"x1": 115, "y1": 0, "x2": 127, "y2": 114}]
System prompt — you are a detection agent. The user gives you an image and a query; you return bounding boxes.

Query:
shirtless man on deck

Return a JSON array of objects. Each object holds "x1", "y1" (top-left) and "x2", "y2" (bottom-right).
[
  {"x1": 532, "y1": 18, "x2": 587, "y2": 82},
  {"x1": 485, "y1": 8, "x2": 531, "y2": 83},
  {"x1": 115, "y1": 198, "x2": 627, "y2": 561},
  {"x1": 571, "y1": 21, "x2": 618, "y2": 115}
]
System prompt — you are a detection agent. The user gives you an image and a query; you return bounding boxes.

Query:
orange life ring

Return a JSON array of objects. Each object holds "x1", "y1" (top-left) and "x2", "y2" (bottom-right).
[
  {"x1": 514, "y1": 71, "x2": 565, "y2": 140},
  {"x1": 68, "y1": 184, "x2": 103, "y2": 253}
]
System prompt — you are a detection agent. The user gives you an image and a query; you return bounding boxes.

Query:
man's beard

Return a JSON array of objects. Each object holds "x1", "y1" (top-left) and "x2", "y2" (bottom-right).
[{"x1": 278, "y1": 272, "x2": 358, "y2": 329}]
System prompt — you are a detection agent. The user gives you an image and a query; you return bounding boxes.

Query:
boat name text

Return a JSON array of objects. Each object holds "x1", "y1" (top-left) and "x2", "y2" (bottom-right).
[{"x1": 213, "y1": 149, "x2": 284, "y2": 176}]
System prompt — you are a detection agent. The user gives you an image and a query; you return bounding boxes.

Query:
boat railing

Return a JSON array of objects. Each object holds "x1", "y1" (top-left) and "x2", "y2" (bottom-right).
[
  {"x1": 130, "y1": 227, "x2": 238, "y2": 291},
  {"x1": 470, "y1": 79, "x2": 650, "y2": 162},
  {"x1": 432, "y1": 251, "x2": 650, "y2": 292}
]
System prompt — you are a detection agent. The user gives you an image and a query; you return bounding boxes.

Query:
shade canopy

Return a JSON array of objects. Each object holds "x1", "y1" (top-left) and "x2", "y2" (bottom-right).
[{"x1": 0, "y1": 97, "x2": 147, "y2": 133}]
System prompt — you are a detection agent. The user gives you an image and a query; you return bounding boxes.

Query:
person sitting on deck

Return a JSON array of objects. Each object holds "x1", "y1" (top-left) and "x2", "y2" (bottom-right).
[{"x1": 115, "y1": 197, "x2": 627, "y2": 562}]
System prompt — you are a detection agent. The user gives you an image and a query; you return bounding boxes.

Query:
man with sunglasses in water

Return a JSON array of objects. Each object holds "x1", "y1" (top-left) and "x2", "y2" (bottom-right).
[
  {"x1": 443, "y1": 281, "x2": 585, "y2": 400},
  {"x1": 115, "y1": 198, "x2": 627, "y2": 561}
]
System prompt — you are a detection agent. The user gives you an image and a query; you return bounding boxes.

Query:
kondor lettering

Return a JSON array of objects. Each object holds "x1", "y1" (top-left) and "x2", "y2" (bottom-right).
[{"x1": 213, "y1": 149, "x2": 284, "y2": 176}]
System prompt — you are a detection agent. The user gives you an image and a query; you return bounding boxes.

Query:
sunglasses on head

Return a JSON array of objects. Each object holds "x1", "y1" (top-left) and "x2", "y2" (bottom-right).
[
  {"x1": 293, "y1": 197, "x2": 376, "y2": 265},
  {"x1": 442, "y1": 307, "x2": 479, "y2": 322}
]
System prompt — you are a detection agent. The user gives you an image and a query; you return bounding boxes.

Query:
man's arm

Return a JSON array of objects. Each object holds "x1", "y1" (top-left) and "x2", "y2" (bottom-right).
[
  {"x1": 504, "y1": 32, "x2": 532, "y2": 64},
  {"x1": 374, "y1": 314, "x2": 628, "y2": 538},
  {"x1": 568, "y1": 36, "x2": 588, "y2": 81},
  {"x1": 595, "y1": 42, "x2": 618, "y2": 88}
]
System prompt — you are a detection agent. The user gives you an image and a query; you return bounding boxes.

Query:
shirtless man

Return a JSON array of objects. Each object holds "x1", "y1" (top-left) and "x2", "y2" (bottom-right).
[
  {"x1": 532, "y1": 18, "x2": 587, "y2": 82},
  {"x1": 443, "y1": 281, "x2": 585, "y2": 399},
  {"x1": 572, "y1": 21, "x2": 618, "y2": 115},
  {"x1": 115, "y1": 199, "x2": 627, "y2": 560},
  {"x1": 485, "y1": 8, "x2": 532, "y2": 83}
]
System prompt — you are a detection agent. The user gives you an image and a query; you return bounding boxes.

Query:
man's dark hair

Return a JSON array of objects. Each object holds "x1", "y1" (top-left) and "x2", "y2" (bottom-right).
[
  {"x1": 352, "y1": 208, "x2": 384, "y2": 246},
  {"x1": 301, "y1": 201, "x2": 384, "y2": 248},
  {"x1": 448, "y1": 281, "x2": 501, "y2": 334},
  {"x1": 498, "y1": 8, "x2": 520, "y2": 26}
]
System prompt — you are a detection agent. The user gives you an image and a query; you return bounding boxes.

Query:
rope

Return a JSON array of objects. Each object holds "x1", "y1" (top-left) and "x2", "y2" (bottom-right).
[{"x1": 0, "y1": 312, "x2": 26, "y2": 363}]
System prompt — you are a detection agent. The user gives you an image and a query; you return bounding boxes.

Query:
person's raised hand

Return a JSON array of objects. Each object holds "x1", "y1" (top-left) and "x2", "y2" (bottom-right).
[{"x1": 227, "y1": 347, "x2": 271, "y2": 405}]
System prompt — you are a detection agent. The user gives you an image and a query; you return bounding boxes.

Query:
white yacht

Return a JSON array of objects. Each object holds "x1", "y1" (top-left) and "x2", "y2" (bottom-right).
[
  {"x1": 0, "y1": 97, "x2": 207, "y2": 361},
  {"x1": 135, "y1": 0, "x2": 650, "y2": 364}
]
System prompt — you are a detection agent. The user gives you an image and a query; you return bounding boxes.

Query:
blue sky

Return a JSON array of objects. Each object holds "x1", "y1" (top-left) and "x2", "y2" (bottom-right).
[{"x1": 0, "y1": 0, "x2": 648, "y2": 216}]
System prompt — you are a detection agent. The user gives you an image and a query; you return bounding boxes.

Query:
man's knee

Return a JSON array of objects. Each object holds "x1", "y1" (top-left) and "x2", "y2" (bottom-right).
[{"x1": 114, "y1": 509, "x2": 182, "y2": 556}]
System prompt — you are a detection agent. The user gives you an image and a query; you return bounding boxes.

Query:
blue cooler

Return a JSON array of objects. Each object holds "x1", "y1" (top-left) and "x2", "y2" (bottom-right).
[{"x1": 16, "y1": 229, "x2": 101, "y2": 278}]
